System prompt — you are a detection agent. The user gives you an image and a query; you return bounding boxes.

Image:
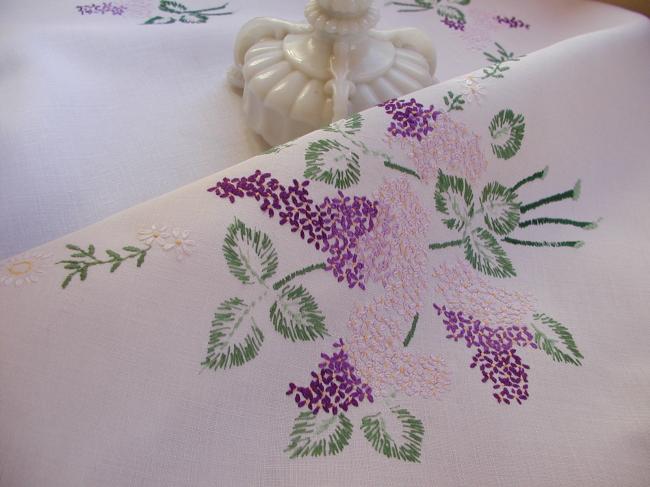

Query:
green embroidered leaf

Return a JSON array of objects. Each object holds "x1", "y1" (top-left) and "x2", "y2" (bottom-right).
[
  {"x1": 202, "y1": 297, "x2": 265, "y2": 370},
  {"x1": 464, "y1": 227, "x2": 516, "y2": 278},
  {"x1": 434, "y1": 170, "x2": 475, "y2": 232},
  {"x1": 264, "y1": 141, "x2": 293, "y2": 155},
  {"x1": 449, "y1": 0, "x2": 470, "y2": 5},
  {"x1": 324, "y1": 113, "x2": 363, "y2": 135},
  {"x1": 143, "y1": 15, "x2": 176, "y2": 24},
  {"x1": 285, "y1": 412, "x2": 353, "y2": 458},
  {"x1": 360, "y1": 407, "x2": 424, "y2": 463},
  {"x1": 158, "y1": 0, "x2": 187, "y2": 13},
  {"x1": 110, "y1": 261, "x2": 121, "y2": 273},
  {"x1": 270, "y1": 284, "x2": 328, "y2": 341},
  {"x1": 489, "y1": 109, "x2": 526, "y2": 160},
  {"x1": 480, "y1": 182, "x2": 520, "y2": 236},
  {"x1": 437, "y1": 5, "x2": 464, "y2": 21},
  {"x1": 304, "y1": 139, "x2": 360, "y2": 189},
  {"x1": 223, "y1": 218, "x2": 279, "y2": 285},
  {"x1": 531, "y1": 313, "x2": 584, "y2": 366},
  {"x1": 179, "y1": 12, "x2": 208, "y2": 23}
]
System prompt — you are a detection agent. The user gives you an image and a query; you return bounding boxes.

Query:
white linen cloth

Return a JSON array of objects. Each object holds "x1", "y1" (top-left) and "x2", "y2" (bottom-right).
[
  {"x1": 0, "y1": 0, "x2": 643, "y2": 259},
  {"x1": 1, "y1": 6, "x2": 649, "y2": 486}
]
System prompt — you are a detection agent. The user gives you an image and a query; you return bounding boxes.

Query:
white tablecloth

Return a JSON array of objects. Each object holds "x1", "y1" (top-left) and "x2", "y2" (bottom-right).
[{"x1": 0, "y1": 0, "x2": 643, "y2": 259}]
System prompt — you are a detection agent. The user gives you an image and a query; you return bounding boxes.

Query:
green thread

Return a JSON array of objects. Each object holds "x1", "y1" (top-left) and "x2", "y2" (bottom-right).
[
  {"x1": 144, "y1": 0, "x2": 232, "y2": 24},
  {"x1": 269, "y1": 284, "x2": 329, "y2": 342},
  {"x1": 503, "y1": 237, "x2": 584, "y2": 248},
  {"x1": 532, "y1": 313, "x2": 584, "y2": 366},
  {"x1": 443, "y1": 90, "x2": 465, "y2": 112},
  {"x1": 429, "y1": 239, "x2": 464, "y2": 250},
  {"x1": 465, "y1": 228, "x2": 516, "y2": 278},
  {"x1": 383, "y1": 160, "x2": 421, "y2": 179},
  {"x1": 403, "y1": 313, "x2": 419, "y2": 347},
  {"x1": 434, "y1": 170, "x2": 475, "y2": 232},
  {"x1": 360, "y1": 407, "x2": 424, "y2": 463},
  {"x1": 57, "y1": 243, "x2": 150, "y2": 289},
  {"x1": 520, "y1": 180, "x2": 581, "y2": 214},
  {"x1": 304, "y1": 139, "x2": 361, "y2": 189},
  {"x1": 481, "y1": 42, "x2": 522, "y2": 80},
  {"x1": 489, "y1": 109, "x2": 526, "y2": 160},
  {"x1": 222, "y1": 217, "x2": 278, "y2": 286},
  {"x1": 519, "y1": 217, "x2": 598, "y2": 229},
  {"x1": 480, "y1": 181, "x2": 520, "y2": 236},
  {"x1": 511, "y1": 167, "x2": 548, "y2": 192},
  {"x1": 272, "y1": 263, "x2": 327, "y2": 291},
  {"x1": 202, "y1": 297, "x2": 265, "y2": 370},
  {"x1": 285, "y1": 412, "x2": 353, "y2": 458}
]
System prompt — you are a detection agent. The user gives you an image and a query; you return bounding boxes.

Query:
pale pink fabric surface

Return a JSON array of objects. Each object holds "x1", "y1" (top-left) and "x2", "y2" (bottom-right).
[{"x1": 1, "y1": 3, "x2": 650, "y2": 487}]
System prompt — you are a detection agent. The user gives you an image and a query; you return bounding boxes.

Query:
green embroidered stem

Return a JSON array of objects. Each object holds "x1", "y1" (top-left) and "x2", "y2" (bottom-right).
[
  {"x1": 383, "y1": 160, "x2": 421, "y2": 179},
  {"x1": 519, "y1": 217, "x2": 598, "y2": 230},
  {"x1": 429, "y1": 239, "x2": 464, "y2": 250},
  {"x1": 520, "y1": 180, "x2": 581, "y2": 214},
  {"x1": 272, "y1": 263, "x2": 327, "y2": 291},
  {"x1": 403, "y1": 313, "x2": 419, "y2": 347},
  {"x1": 510, "y1": 167, "x2": 548, "y2": 192},
  {"x1": 502, "y1": 237, "x2": 584, "y2": 248},
  {"x1": 443, "y1": 90, "x2": 465, "y2": 112},
  {"x1": 57, "y1": 243, "x2": 151, "y2": 289}
]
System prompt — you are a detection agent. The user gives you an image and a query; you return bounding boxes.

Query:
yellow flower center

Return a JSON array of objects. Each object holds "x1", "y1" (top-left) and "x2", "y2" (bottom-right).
[
  {"x1": 175, "y1": 239, "x2": 182, "y2": 246},
  {"x1": 153, "y1": 231, "x2": 160, "y2": 238},
  {"x1": 8, "y1": 260, "x2": 33, "y2": 276}
]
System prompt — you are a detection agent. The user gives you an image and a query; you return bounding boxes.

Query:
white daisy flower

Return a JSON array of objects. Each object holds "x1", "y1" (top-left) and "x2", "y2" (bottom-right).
[
  {"x1": 1, "y1": 253, "x2": 52, "y2": 287},
  {"x1": 137, "y1": 224, "x2": 169, "y2": 246},
  {"x1": 461, "y1": 74, "x2": 486, "y2": 103},
  {"x1": 163, "y1": 228, "x2": 196, "y2": 261}
]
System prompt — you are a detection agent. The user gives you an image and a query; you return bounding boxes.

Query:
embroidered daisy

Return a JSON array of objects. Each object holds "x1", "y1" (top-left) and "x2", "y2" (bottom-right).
[
  {"x1": 461, "y1": 74, "x2": 485, "y2": 103},
  {"x1": 137, "y1": 224, "x2": 169, "y2": 247},
  {"x1": 163, "y1": 228, "x2": 196, "y2": 260},
  {"x1": 1, "y1": 253, "x2": 52, "y2": 286}
]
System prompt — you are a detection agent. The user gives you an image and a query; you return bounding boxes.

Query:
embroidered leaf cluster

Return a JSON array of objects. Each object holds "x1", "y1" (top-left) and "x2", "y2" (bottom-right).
[
  {"x1": 387, "y1": 0, "x2": 470, "y2": 22},
  {"x1": 443, "y1": 90, "x2": 465, "y2": 112},
  {"x1": 304, "y1": 139, "x2": 361, "y2": 189},
  {"x1": 57, "y1": 243, "x2": 150, "y2": 289},
  {"x1": 203, "y1": 218, "x2": 328, "y2": 370},
  {"x1": 285, "y1": 406, "x2": 425, "y2": 463},
  {"x1": 144, "y1": 0, "x2": 232, "y2": 25},
  {"x1": 481, "y1": 42, "x2": 522, "y2": 79},
  {"x1": 430, "y1": 166, "x2": 597, "y2": 277}
]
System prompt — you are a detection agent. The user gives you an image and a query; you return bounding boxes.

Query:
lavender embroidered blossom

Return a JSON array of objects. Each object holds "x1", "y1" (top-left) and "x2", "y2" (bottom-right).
[
  {"x1": 441, "y1": 17, "x2": 466, "y2": 31},
  {"x1": 287, "y1": 339, "x2": 373, "y2": 415},
  {"x1": 207, "y1": 171, "x2": 378, "y2": 288},
  {"x1": 380, "y1": 98, "x2": 442, "y2": 140},
  {"x1": 435, "y1": 304, "x2": 537, "y2": 405},
  {"x1": 495, "y1": 15, "x2": 530, "y2": 29},
  {"x1": 76, "y1": 2, "x2": 127, "y2": 15}
]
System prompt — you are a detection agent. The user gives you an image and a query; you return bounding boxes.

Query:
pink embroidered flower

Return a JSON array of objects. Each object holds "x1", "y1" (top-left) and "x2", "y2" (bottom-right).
[
  {"x1": 162, "y1": 228, "x2": 196, "y2": 260},
  {"x1": 1, "y1": 253, "x2": 52, "y2": 286},
  {"x1": 346, "y1": 179, "x2": 449, "y2": 397},
  {"x1": 432, "y1": 261, "x2": 535, "y2": 328},
  {"x1": 384, "y1": 112, "x2": 488, "y2": 183},
  {"x1": 137, "y1": 224, "x2": 170, "y2": 247}
]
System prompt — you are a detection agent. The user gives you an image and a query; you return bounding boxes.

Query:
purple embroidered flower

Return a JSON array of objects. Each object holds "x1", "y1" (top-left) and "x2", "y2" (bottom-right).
[
  {"x1": 434, "y1": 304, "x2": 537, "y2": 405},
  {"x1": 286, "y1": 338, "x2": 373, "y2": 415},
  {"x1": 207, "y1": 171, "x2": 379, "y2": 288},
  {"x1": 495, "y1": 15, "x2": 530, "y2": 29},
  {"x1": 379, "y1": 98, "x2": 441, "y2": 140},
  {"x1": 441, "y1": 17, "x2": 466, "y2": 31}
]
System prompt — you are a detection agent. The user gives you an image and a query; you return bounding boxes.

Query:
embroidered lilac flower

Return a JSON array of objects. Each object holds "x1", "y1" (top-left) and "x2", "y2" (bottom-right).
[
  {"x1": 383, "y1": 112, "x2": 488, "y2": 183},
  {"x1": 434, "y1": 304, "x2": 537, "y2": 405},
  {"x1": 208, "y1": 171, "x2": 379, "y2": 288},
  {"x1": 495, "y1": 15, "x2": 530, "y2": 29},
  {"x1": 286, "y1": 338, "x2": 373, "y2": 415},
  {"x1": 379, "y1": 98, "x2": 441, "y2": 140},
  {"x1": 441, "y1": 17, "x2": 466, "y2": 31}
]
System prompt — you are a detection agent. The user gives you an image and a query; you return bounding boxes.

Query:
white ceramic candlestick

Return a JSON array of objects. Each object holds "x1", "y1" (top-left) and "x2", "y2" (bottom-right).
[{"x1": 228, "y1": 0, "x2": 437, "y2": 146}]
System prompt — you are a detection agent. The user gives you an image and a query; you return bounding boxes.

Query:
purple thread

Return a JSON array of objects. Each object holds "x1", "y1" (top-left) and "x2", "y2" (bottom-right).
[
  {"x1": 207, "y1": 170, "x2": 379, "y2": 289},
  {"x1": 495, "y1": 15, "x2": 530, "y2": 29},
  {"x1": 434, "y1": 304, "x2": 537, "y2": 405},
  {"x1": 441, "y1": 17, "x2": 466, "y2": 31},
  {"x1": 379, "y1": 98, "x2": 441, "y2": 140},
  {"x1": 286, "y1": 338, "x2": 374, "y2": 415}
]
